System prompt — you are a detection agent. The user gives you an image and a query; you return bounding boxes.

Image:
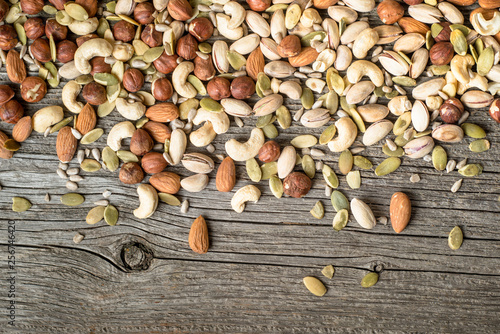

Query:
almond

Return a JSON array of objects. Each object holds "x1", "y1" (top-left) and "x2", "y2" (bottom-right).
[
  {"x1": 56, "y1": 126, "x2": 77, "y2": 163},
  {"x1": 189, "y1": 215, "x2": 209, "y2": 254},
  {"x1": 142, "y1": 120, "x2": 171, "y2": 143},
  {"x1": 149, "y1": 171, "x2": 181, "y2": 194},
  {"x1": 390, "y1": 192, "x2": 411, "y2": 233},
  {"x1": 75, "y1": 103, "x2": 96, "y2": 135},
  {"x1": 145, "y1": 102, "x2": 179, "y2": 122},
  {"x1": 141, "y1": 152, "x2": 168, "y2": 174},
  {"x1": 12, "y1": 116, "x2": 32, "y2": 142},
  {"x1": 6, "y1": 49, "x2": 26, "y2": 84},
  {"x1": 216, "y1": 156, "x2": 236, "y2": 192},
  {"x1": 288, "y1": 47, "x2": 319, "y2": 67},
  {"x1": 246, "y1": 47, "x2": 265, "y2": 81},
  {"x1": 397, "y1": 17, "x2": 430, "y2": 36},
  {"x1": 0, "y1": 130, "x2": 13, "y2": 159}
]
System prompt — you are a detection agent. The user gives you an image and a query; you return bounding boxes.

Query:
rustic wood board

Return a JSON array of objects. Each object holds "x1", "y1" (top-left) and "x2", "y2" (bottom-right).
[{"x1": 1, "y1": 2, "x2": 500, "y2": 333}]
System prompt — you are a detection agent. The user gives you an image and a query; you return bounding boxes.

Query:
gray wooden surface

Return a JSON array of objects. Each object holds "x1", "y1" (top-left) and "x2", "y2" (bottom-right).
[{"x1": 1, "y1": 3, "x2": 500, "y2": 333}]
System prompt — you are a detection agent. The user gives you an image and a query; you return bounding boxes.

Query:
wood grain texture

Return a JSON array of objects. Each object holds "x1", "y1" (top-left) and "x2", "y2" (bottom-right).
[{"x1": 1, "y1": 2, "x2": 500, "y2": 333}]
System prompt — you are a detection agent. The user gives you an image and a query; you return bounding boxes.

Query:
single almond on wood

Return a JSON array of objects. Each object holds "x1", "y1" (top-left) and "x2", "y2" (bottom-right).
[
  {"x1": 6, "y1": 49, "x2": 26, "y2": 84},
  {"x1": 216, "y1": 156, "x2": 236, "y2": 192},
  {"x1": 189, "y1": 215, "x2": 209, "y2": 254},
  {"x1": 75, "y1": 103, "x2": 96, "y2": 135},
  {"x1": 390, "y1": 192, "x2": 412, "y2": 233},
  {"x1": 0, "y1": 130, "x2": 13, "y2": 159},
  {"x1": 145, "y1": 102, "x2": 180, "y2": 122},
  {"x1": 149, "y1": 171, "x2": 181, "y2": 194},
  {"x1": 56, "y1": 126, "x2": 77, "y2": 163},
  {"x1": 12, "y1": 116, "x2": 32, "y2": 142}
]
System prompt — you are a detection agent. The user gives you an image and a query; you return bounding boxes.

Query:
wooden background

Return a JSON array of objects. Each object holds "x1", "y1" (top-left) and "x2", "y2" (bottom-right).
[{"x1": 1, "y1": 2, "x2": 500, "y2": 333}]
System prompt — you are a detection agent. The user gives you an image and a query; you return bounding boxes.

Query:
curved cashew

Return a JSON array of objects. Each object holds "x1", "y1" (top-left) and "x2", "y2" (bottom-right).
[
  {"x1": 216, "y1": 13, "x2": 243, "y2": 40},
  {"x1": 172, "y1": 62, "x2": 198, "y2": 98},
  {"x1": 347, "y1": 60, "x2": 384, "y2": 87},
  {"x1": 58, "y1": 61, "x2": 81, "y2": 80},
  {"x1": 352, "y1": 28, "x2": 379, "y2": 59},
  {"x1": 327, "y1": 117, "x2": 358, "y2": 152},
  {"x1": 224, "y1": 1, "x2": 245, "y2": 29},
  {"x1": 107, "y1": 121, "x2": 136, "y2": 151},
  {"x1": 231, "y1": 185, "x2": 261, "y2": 213},
  {"x1": 133, "y1": 184, "x2": 158, "y2": 219},
  {"x1": 189, "y1": 122, "x2": 217, "y2": 147},
  {"x1": 457, "y1": 73, "x2": 489, "y2": 95},
  {"x1": 112, "y1": 42, "x2": 134, "y2": 62},
  {"x1": 68, "y1": 17, "x2": 99, "y2": 36},
  {"x1": 62, "y1": 81, "x2": 85, "y2": 114},
  {"x1": 74, "y1": 38, "x2": 113, "y2": 74},
  {"x1": 116, "y1": 98, "x2": 146, "y2": 120},
  {"x1": 471, "y1": 12, "x2": 500, "y2": 36},
  {"x1": 225, "y1": 128, "x2": 265, "y2": 161},
  {"x1": 279, "y1": 81, "x2": 302, "y2": 99},
  {"x1": 450, "y1": 54, "x2": 475, "y2": 85},
  {"x1": 193, "y1": 108, "x2": 230, "y2": 134}
]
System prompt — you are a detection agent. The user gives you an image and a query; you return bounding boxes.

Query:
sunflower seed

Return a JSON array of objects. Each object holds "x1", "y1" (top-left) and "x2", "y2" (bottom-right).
[
  {"x1": 66, "y1": 181, "x2": 78, "y2": 190},
  {"x1": 446, "y1": 160, "x2": 457, "y2": 173},
  {"x1": 69, "y1": 175, "x2": 83, "y2": 182},
  {"x1": 456, "y1": 158, "x2": 467, "y2": 169},
  {"x1": 103, "y1": 190, "x2": 112, "y2": 198},
  {"x1": 57, "y1": 168, "x2": 68, "y2": 179},
  {"x1": 44, "y1": 193, "x2": 51, "y2": 202},
  {"x1": 58, "y1": 162, "x2": 68, "y2": 171},
  {"x1": 325, "y1": 185, "x2": 332, "y2": 197},
  {"x1": 451, "y1": 179, "x2": 463, "y2": 193},
  {"x1": 77, "y1": 150, "x2": 85, "y2": 164},
  {"x1": 66, "y1": 168, "x2": 79, "y2": 175},
  {"x1": 377, "y1": 216, "x2": 388, "y2": 225},
  {"x1": 180, "y1": 200, "x2": 189, "y2": 213}
]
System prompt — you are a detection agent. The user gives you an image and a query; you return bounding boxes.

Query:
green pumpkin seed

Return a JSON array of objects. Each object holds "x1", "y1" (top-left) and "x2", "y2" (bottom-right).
[
  {"x1": 265, "y1": 3, "x2": 288, "y2": 12},
  {"x1": 392, "y1": 76, "x2": 416, "y2": 87},
  {"x1": 382, "y1": 144, "x2": 404, "y2": 157},
  {"x1": 43, "y1": 5, "x2": 57, "y2": 14},
  {"x1": 425, "y1": 30, "x2": 434, "y2": 50},
  {"x1": 102, "y1": 147, "x2": 119, "y2": 171},
  {"x1": 81, "y1": 159, "x2": 101, "y2": 172},
  {"x1": 353, "y1": 156, "x2": 372, "y2": 170},
  {"x1": 164, "y1": 139, "x2": 170, "y2": 153},
  {"x1": 285, "y1": 3, "x2": 301, "y2": 30},
  {"x1": 262, "y1": 123, "x2": 278, "y2": 139},
  {"x1": 14, "y1": 23, "x2": 26, "y2": 45},
  {"x1": 199, "y1": 42, "x2": 211, "y2": 53},
  {"x1": 326, "y1": 68, "x2": 344, "y2": 95},
  {"x1": 321, "y1": 265, "x2": 335, "y2": 279},
  {"x1": 158, "y1": 193, "x2": 181, "y2": 206},
  {"x1": 310, "y1": 201, "x2": 324, "y2": 219},
  {"x1": 61, "y1": 193, "x2": 85, "y2": 206},
  {"x1": 461, "y1": 123, "x2": 486, "y2": 139},
  {"x1": 470, "y1": 44, "x2": 479, "y2": 63},
  {"x1": 338, "y1": 150, "x2": 353, "y2": 175},
  {"x1": 291, "y1": 135, "x2": 317, "y2": 148},
  {"x1": 97, "y1": 17, "x2": 110, "y2": 37},
  {"x1": 55, "y1": 10, "x2": 73, "y2": 26},
  {"x1": 394, "y1": 133, "x2": 412, "y2": 146},
  {"x1": 4, "y1": 139, "x2": 20, "y2": 151},
  {"x1": 331, "y1": 190, "x2": 349, "y2": 212},
  {"x1": 477, "y1": 46, "x2": 494, "y2": 76},
  {"x1": 346, "y1": 171, "x2": 361, "y2": 189},
  {"x1": 385, "y1": 90, "x2": 399, "y2": 99},
  {"x1": 339, "y1": 18, "x2": 346, "y2": 36},
  {"x1": 301, "y1": 31, "x2": 327, "y2": 47},
  {"x1": 393, "y1": 112, "x2": 411, "y2": 136},
  {"x1": 76, "y1": 74, "x2": 93, "y2": 85},
  {"x1": 432, "y1": 146, "x2": 447, "y2": 171},
  {"x1": 261, "y1": 162, "x2": 277, "y2": 180},
  {"x1": 450, "y1": 29, "x2": 467, "y2": 56},
  {"x1": 117, "y1": 150, "x2": 139, "y2": 163},
  {"x1": 246, "y1": 158, "x2": 262, "y2": 182},
  {"x1": 50, "y1": 116, "x2": 74, "y2": 133},
  {"x1": 429, "y1": 65, "x2": 450, "y2": 76},
  {"x1": 104, "y1": 205, "x2": 119, "y2": 226},
  {"x1": 12, "y1": 197, "x2": 31, "y2": 212},
  {"x1": 256, "y1": 114, "x2": 274, "y2": 128},
  {"x1": 450, "y1": 24, "x2": 470, "y2": 36},
  {"x1": 349, "y1": 108, "x2": 366, "y2": 133},
  {"x1": 256, "y1": 73, "x2": 271, "y2": 98},
  {"x1": 135, "y1": 117, "x2": 149, "y2": 129},
  {"x1": 143, "y1": 46, "x2": 164, "y2": 63},
  {"x1": 374, "y1": 86, "x2": 385, "y2": 97},
  {"x1": 322, "y1": 165, "x2": 339, "y2": 189},
  {"x1": 375, "y1": 157, "x2": 401, "y2": 176},
  {"x1": 276, "y1": 106, "x2": 291, "y2": 129},
  {"x1": 301, "y1": 87, "x2": 314, "y2": 109},
  {"x1": 187, "y1": 75, "x2": 206, "y2": 95},
  {"x1": 475, "y1": 37, "x2": 484, "y2": 56},
  {"x1": 269, "y1": 175, "x2": 283, "y2": 199},
  {"x1": 448, "y1": 226, "x2": 463, "y2": 250},
  {"x1": 469, "y1": 139, "x2": 490, "y2": 153},
  {"x1": 458, "y1": 164, "x2": 483, "y2": 177},
  {"x1": 361, "y1": 272, "x2": 379, "y2": 288},
  {"x1": 94, "y1": 73, "x2": 119, "y2": 86},
  {"x1": 302, "y1": 155, "x2": 315, "y2": 179},
  {"x1": 340, "y1": 96, "x2": 355, "y2": 112},
  {"x1": 200, "y1": 97, "x2": 222, "y2": 113},
  {"x1": 319, "y1": 91, "x2": 339, "y2": 113},
  {"x1": 64, "y1": 3, "x2": 89, "y2": 21},
  {"x1": 80, "y1": 128, "x2": 104, "y2": 144},
  {"x1": 86, "y1": 206, "x2": 105, "y2": 224},
  {"x1": 414, "y1": 130, "x2": 432, "y2": 138},
  {"x1": 295, "y1": 153, "x2": 302, "y2": 165},
  {"x1": 319, "y1": 124, "x2": 336, "y2": 145},
  {"x1": 303, "y1": 276, "x2": 327, "y2": 297},
  {"x1": 45, "y1": 62, "x2": 59, "y2": 88},
  {"x1": 332, "y1": 209, "x2": 349, "y2": 231},
  {"x1": 227, "y1": 50, "x2": 246, "y2": 70},
  {"x1": 49, "y1": 35, "x2": 56, "y2": 62},
  {"x1": 179, "y1": 98, "x2": 199, "y2": 120}
]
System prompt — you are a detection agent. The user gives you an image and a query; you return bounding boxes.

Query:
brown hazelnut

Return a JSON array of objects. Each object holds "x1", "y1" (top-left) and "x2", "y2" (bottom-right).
[
  {"x1": 230, "y1": 76, "x2": 256, "y2": 100},
  {"x1": 130, "y1": 129, "x2": 154, "y2": 156},
  {"x1": 141, "y1": 24, "x2": 162, "y2": 48},
  {"x1": 193, "y1": 55, "x2": 216, "y2": 81},
  {"x1": 429, "y1": 42, "x2": 454, "y2": 66},
  {"x1": 403, "y1": 0, "x2": 423, "y2": 4},
  {"x1": 20, "y1": 0, "x2": 44, "y2": 15},
  {"x1": 440, "y1": 98, "x2": 464, "y2": 124},
  {"x1": 141, "y1": 152, "x2": 168, "y2": 174},
  {"x1": 258, "y1": 141, "x2": 280, "y2": 163},
  {"x1": 432, "y1": 22, "x2": 451, "y2": 42},
  {"x1": 123, "y1": 68, "x2": 145, "y2": 92},
  {"x1": 277, "y1": 35, "x2": 301, "y2": 58},
  {"x1": 167, "y1": 0, "x2": 193, "y2": 21},
  {"x1": 489, "y1": 99, "x2": 500, "y2": 123},
  {"x1": 56, "y1": 40, "x2": 77, "y2": 63},
  {"x1": 176, "y1": 34, "x2": 198, "y2": 60},
  {"x1": 119, "y1": 162, "x2": 144, "y2": 184},
  {"x1": 134, "y1": 2, "x2": 155, "y2": 25},
  {"x1": 76, "y1": 34, "x2": 98, "y2": 47},
  {"x1": 20, "y1": 77, "x2": 47, "y2": 103},
  {"x1": 207, "y1": 77, "x2": 231, "y2": 101},
  {"x1": 113, "y1": 20, "x2": 136, "y2": 43},
  {"x1": 377, "y1": 0, "x2": 404, "y2": 25},
  {"x1": 49, "y1": 0, "x2": 69, "y2": 10},
  {"x1": 45, "y1": 19, "x2": 68, "y2": 41},
  {"x1": 188, "y1": 18, "x2": 214, "y2": 42},
  {"x1": 312, "y1": 0, "x2": 338, "y2": 9},
  {"x1": 0, "y1": 25, "x2": 18, "y2": 51},
  {"x1": 0, "y1": 100, "x2": 23, "y2": 124},
  {"x1": 30, "y1": 38, "x2": 51, "y2": 63},
  {"x1": 283, "y1": 172, "x2": 312, "y2": 198},
  {"x1": 0, "y1": 85, "x2": 15, "y2": 104},
  {"x1": 153, "y1": 51, "x2": 178, "y2": 74},
  {"x1": 82, "y1": 82, "x2": 107, "y2": 105},
  {"x1": 0, "y1": 0, "x2": 8, "y2": 22},
  {"x1": 90, "y1": 57, "x2": 112, "y2": 75},
  {"x1": 246, "y1": 0, "x2": 271, "y2": 12},
  {"x1": 151, "y1": 78, "x2": 173, "y2": 101},
  {"x1": 24, "y1": 18, "x2": 45, "y2": 40},
  {"x1": 75, "y1": 0, "x2": 97, "y2": 17}
]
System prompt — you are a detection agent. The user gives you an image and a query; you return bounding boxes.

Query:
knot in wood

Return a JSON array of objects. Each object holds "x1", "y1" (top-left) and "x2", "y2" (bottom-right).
[{"x1": 120, "y1": 242, "x2": 153, "y2": 271}]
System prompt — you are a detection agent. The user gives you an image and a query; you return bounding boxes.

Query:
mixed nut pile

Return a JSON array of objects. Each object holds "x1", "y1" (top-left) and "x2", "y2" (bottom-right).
[{"x1": 0, "y1": 0, "x2": 498, "y2": 292}]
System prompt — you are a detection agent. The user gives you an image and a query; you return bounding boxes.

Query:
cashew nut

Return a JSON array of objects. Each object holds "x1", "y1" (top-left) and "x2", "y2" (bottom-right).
[
  {"x1": 74, "y1": 38, "x2": 113, "y2": 74},
  {"x1": 107, "y1": 121, "x2": 136, "y2": 151},
  {"x1": 352, "y1": 28, "x2": 379, "y2": 59},
  {"x1": 279, "y1": 81, "x2": 302, "y2": 99},
  {"x1": 346, "y1": 60, "x2": 384, "y2": 87},
  {"x1": 327, "y1": 117, "x2": 358, "y2": 152},
  {"x1": 172, "y1": 62, "x2": 198, "y2": 98},
  {"x1": 62, "y1": 81, "x2": 85, "y2": 114},
  {"x1": 193, "y1": 108, "x2": 230, "y2": 134},
  {"x1": 189, "y1": 122, "x2": 217, "y2": 147},
  {"x1": 68, "y1": 17, "x2": 99, "y2": 36},
  {"x1": 225, "y1": 128, "x2": 265, "y2": 161},
  {"x1": 113, "y1": 42, "x2": 135, "y2": 62},
  {"x1": 58, "y1": 61, "x2": 81, "y2": 80},
  {"x1": 216, "y1": 13, "x2": 244, "y2": 40},
  {"x1": 231, "y1": 185, "x2": 261, "y2": 213},
  {"x1": 133, "y1": 184, "x2": 158, "y2": 219},
  {"x1": 116, "y1": 98, "x2": 146, "y2": 120},
  {"x1": 224, "y1": 1, "x2": 245, "y2": 29},
  {"x1": 457, "y1": 73, "x2": 489, "y2": 95},
  {"x1": 471, "y1": 12, "x2": 500, "y2": 36},
  {"x1": 450, "y1": 54, "x2": 475, "y2": 85}
]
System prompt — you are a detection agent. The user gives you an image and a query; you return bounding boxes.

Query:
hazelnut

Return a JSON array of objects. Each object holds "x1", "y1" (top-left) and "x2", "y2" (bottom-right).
[
  {"x1": 82, "y1": 82, "x2": 107, "y2": 105},
  {"x1": 403, "y1": 0, "x2": 423, "y2": 4},
  {"x1": 153, "y1": 51, "x2": 178, "y2": 74},
  {"x1": 429, "y1": 42, "x2": 454, "y2": 66},
  {"x1": 277, "y1": 35, "x2": 301, "y2": 58},
  {"x1": 0, "y1": 0, "x2": 8, "y2": 22},
  {"x1": 24, "y1": 18, "x2": 45, "y2": 40},
  {"x1": 76, "y1": 0, "x2": 97, "y2": 17},
  {"x1": 20, "y1": 77, "x2": 47, "y2": 103},
  {"x1": 230, "y1": 76, "x2": 256, "y2": 100},
  {"x1": 141, "y1": 24, "x2": 162, "y2": 48},
  {"x1": 45, "y1": 19, "x2": 68, "y2": 41},
  {"x1": 119, "y1": 162, "x2": 144, "y2": 184},
  {"x1": 283, "y1": 172, "x2": 312, "y2": 198},
  {"x1": 246, "y1": 0, "x2": 271, "y2": 12},
  {"x1": 167, "y1": 0, "x2": 193, "y2": 21},
  {"x1": 193, "y1": 55, "x2": 216, "y2": 81},
  {"x1": 49, "y1": 0, "x2": 69, "y2": 10},
  {"x1": 207, "y1": 77, "x2": 231, "y2": 101},
  {"x1": 123, "y1": 68, "x2": 145, "y2": 92},
  {"x1": 30, "y1": 38, "x2": 51, "y2": 63},
  {"x1": 113, "y1": 20, "x2": 136, "y2": 43},
  {"x1": 130, "y1": 129, "x2": 154, "y2": 156},
  {"x1": 258, "y1": 141, "x2": 280, "y2": 162},
  {"x1": 151, "y1": 78, "x2": 173, "y2": 101},
  {"x1": 20, "y1": 0, "x2": 44, "y2": 15},
  {"x1": 377, "y1": 0, "x2": 404, "y2": 25},
  {"x1": 76, "y1": 34, "x2": 98, "y2": 47},
  {"x1": 312, "y1": 0, "x2": 338, "y2": 9},
  {"x1": 90, "y1": 57, "x2": 112, "y2": 75},
  {"x1": 188, "y1": 18, "x2": 214, "y2": 42},
  {"x1": 489, "y1": 99, "x2": 500, "y2": 123},
  {"x1": 0, "y1": 100, "x2": 24, "y2": 124},
  {"x1": 0, "y1": 85, "x2": 15, "y2": 104},
  {"x1": 0, "y1": 25, "x2": 18, "y2": 51},
  {"x1": 56, "y1": 40, "x2": 77, "y2": 63},
  {"x1": 134, "y1": 2, "x2": 155, "y2": 25},
  {"x1": 440, "y1": 98, "x2": 464, "y2": 124},
  {"x1": 432, "y1": 22, "x2": 451, "y2": 42},
  {"x1": 176, "y1": 34, "x2": 198, "y2": 60},
  {"x1": 141, "y1": 152, "x2": 168, "y2": 174}
]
